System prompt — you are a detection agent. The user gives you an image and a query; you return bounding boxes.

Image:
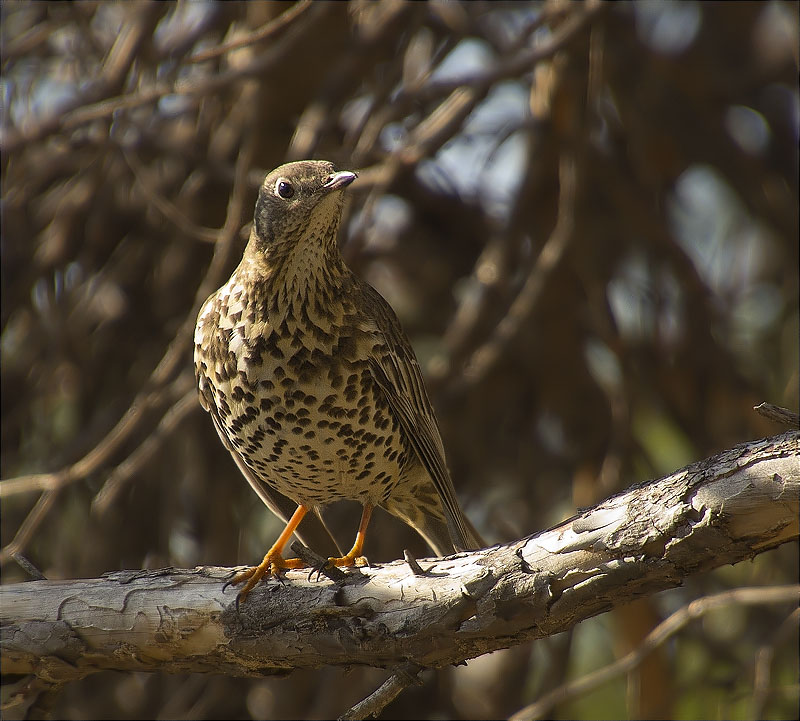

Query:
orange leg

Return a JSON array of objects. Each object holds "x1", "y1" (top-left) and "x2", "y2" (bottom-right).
[
  {"x1": 230, "y1": 504, "x2": 308, "y2": 602},
  {"x1": 327, "y1": 503, "x2": 373, "y2": 567}
]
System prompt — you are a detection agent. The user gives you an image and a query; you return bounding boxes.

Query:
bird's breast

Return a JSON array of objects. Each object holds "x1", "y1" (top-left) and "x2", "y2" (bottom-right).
[{"x1": 197, "y1": 293, "x2": 410, "y2": 507}]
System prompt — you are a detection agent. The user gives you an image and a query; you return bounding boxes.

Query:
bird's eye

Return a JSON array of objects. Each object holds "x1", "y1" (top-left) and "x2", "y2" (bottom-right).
[{"x1": 275, "y1": 179, "x2": 294, "y2": 199}]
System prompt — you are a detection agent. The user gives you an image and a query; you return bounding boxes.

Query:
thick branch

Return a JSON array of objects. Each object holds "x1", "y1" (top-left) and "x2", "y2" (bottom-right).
[{"x1": 1, "y1": 431, "x2": 797, "y2": 683}]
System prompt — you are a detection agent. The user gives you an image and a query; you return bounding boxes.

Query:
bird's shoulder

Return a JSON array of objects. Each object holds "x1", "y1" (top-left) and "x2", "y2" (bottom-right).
[
  {"x1": 345, "y1": 275, "x2": 437, "y2": 422},
  {"x1": 344, "y1": 275, "x2": 416, "y2": 360}
]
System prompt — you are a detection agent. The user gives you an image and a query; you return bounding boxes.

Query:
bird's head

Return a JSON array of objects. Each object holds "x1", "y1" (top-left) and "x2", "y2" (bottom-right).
[{"x1": 250, "y1": 160, "x2": 357, "y2": 258}]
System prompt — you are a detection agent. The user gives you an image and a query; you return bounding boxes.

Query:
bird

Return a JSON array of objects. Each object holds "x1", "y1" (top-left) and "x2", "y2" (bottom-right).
[{"x1": 194, "y1": 159, "x2": 483, "y2": 602}]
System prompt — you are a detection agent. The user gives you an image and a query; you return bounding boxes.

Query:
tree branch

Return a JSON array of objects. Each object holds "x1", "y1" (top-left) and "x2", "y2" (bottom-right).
[{"x1": 2, "y1": 431, "x2": 797, "y2": 685}]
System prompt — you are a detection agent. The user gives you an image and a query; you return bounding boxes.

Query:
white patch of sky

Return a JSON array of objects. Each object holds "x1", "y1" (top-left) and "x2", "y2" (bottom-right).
[
  {"x1": 429, "y1": 38, "x2": 495, "y2": 84},
  {"x1": 411, "y1": 38, "x2": 531, "y2": 219},
  {"x1": 351, "y1": 195, "x2": 413, "y2": 254},
  {"x1": 153, "y1": 0, "x2": 216, "y2": 56},
  {"x1": 17, "y1": 73, "x2": 76, "y2": 126},
  {"x1": 606, "y1": 253, "x2": 655, "y2": 342},
  {"x1": 157, "y1": 94, "x2": 197, "y2": 117},
  {"x1": 605, "y1": 164, "x2": 788, "y2": 356},
  {"x1": 724, "y1": 105, "x2": 771, "y2": 156},
  {"x1": 633, "y1": 0, "x2": 702, "y2": 56},
  {"x1": 6, "y1": 21, "x2": 90, "y2": 126},
  {"x1": 601, "y1": 152, "x2": 792, "y2": 367},
  {"x1": 340, "y1": 95, "x2": 372, "y2": 136},
  {"x1": 669, "y1": 165, "x2": 789, "y2": 355},
  {"x1": 481, "y1": 5, "x2": 543, "y2": 48},
  {"x1": 606, "y1": 248, "x2": 687, "y2": 347},
  {"x1": 405, "y1": 3, "x2": 549, "y2": 217},
  {"x1": 535, "y1": 410, "x2": 568, "y2": 456},
  {"x1": 415, "y1": 85, "x2": 530, "y2": 219},
  {"x1": 89, "y1": 3, "x2": 127, "y2": 47},
  {"x1": 584, "y1": 337, "x2": 623, "y2": 393},
  {"x1": 669, "y1": 165, "x2": 776, "y2": 298}
]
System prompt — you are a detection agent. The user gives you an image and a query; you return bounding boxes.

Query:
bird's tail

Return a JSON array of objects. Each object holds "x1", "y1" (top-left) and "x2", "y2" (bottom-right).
[{"x1": 384, "y1": 486, "x2": 484, "y2": 557}]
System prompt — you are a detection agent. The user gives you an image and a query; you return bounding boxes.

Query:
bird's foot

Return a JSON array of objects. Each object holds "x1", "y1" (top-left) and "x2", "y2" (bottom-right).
[
  {"x1": 226, "y1": 553, "x2": 305, "y2": 605},
  {"x1": 326, "y1": 552, "x2": 369, "y2": 568},
  {"x1": 307, "y1": 551, "x2": 369, "y2": 582}
]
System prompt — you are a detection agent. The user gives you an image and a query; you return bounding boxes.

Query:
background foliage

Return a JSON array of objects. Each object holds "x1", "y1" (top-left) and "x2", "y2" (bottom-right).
[{"x1": 2, "y1": 1, "x2": 797, "y2": 719}]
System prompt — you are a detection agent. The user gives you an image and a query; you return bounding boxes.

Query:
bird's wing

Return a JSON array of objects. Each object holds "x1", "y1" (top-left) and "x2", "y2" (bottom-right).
[{"x1": 359, "y1": 284, "x2": 483, "y2": 551}]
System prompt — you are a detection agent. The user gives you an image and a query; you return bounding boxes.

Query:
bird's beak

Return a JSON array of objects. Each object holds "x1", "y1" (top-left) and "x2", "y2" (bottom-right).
[{"x1": 322, "y1": 170, "x2": 358, "y2": 192}]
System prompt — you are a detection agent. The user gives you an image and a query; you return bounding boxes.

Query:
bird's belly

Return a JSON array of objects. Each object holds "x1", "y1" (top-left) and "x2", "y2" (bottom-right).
[{"x1": 217, "y1": 356, "x2": 408, "y2": 507}]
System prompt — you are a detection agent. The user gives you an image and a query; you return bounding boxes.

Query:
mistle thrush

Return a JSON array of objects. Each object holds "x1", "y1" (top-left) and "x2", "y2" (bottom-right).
[{"x1": 194, "y1": 160, "x2": 483, "y2": 601}]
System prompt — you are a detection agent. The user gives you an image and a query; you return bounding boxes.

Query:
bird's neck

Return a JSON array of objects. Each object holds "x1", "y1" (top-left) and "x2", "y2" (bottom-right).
[{"x1": 239, "y1": 224, "x2": 350, "y2": 322}]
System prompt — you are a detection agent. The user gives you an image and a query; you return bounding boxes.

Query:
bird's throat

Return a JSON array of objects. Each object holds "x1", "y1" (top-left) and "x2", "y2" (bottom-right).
[{"x1": 241, "y1": 221, "x2": 348, "y2": 329}]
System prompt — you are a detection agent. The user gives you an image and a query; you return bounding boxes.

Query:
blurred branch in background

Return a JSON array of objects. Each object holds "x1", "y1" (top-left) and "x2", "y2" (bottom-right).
[
  {"x1": 511, "y1": 586, "x2": 800, "y2": 721},
  {"x1": 1, "y1": 1, "x2": 798, "y2": 719}
]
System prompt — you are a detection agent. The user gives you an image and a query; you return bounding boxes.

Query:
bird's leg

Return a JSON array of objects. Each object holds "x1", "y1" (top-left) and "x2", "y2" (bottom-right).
[
  {"x1": 229, "y1": 504, "x2": 309, "y2": 602},
  {"x1": 327, "y1": 503, "x2": 373, "y2": 567}
]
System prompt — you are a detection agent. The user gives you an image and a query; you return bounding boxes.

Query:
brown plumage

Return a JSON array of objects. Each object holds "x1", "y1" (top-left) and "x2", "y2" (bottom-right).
[{"x1": 194, "y1": 160, "x2": 483, "y2": 600}]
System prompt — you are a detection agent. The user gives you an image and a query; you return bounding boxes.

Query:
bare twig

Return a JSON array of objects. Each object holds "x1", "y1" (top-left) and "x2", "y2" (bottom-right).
[
  {"x1": 754, "y1": 403, "x2": 800, "y2": 428},
  {"x1": 289, "y1": 541, "x2": 348, "y2": 583},
  {"x1": 10, "y1": 553, "x2": 47, "y2": 581},
  {"x1": 91, "y1": 380, "x2": 198, "y2": 516},
  {"x1": 458, "y1": 151, "x2": 578, "y2": 387},
  {"x1": 750, "y1": 607, "x2": 800, "y2": 719},
  {"x1": 288, "y1": 0, "x2": 416, "y2": 160},
  {"x1": 339, "y1": 663, "x2": 424, "y2": 721},
  {"x1": 0, "y1": 490, "x2": 61, "y2": 567},
  {"x1": 399, "y1": 0, "x2": 605, "y2": 106},
  {"x1": 402, "y1": 550, "x2": 428, "y2": 576},
  {"x1": 121, "y1": 149, "x2": 220, "y2": 243},
  {"x1": 185, "y1": 1, "x2": 312, "y2": 64}
]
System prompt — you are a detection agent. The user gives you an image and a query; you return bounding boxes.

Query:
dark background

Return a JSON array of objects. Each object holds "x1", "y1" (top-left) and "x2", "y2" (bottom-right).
[{"x1": 2, "y1": 2, "x2": 798, "y2": 719}]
